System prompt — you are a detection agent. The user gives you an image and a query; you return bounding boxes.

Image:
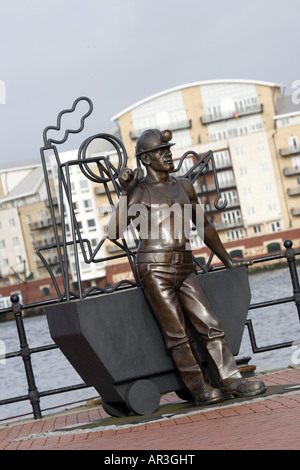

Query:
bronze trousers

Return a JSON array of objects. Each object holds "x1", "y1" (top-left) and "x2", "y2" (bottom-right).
[{"x1": 136, "y1": 251, "x2": 241, "y2": 391}]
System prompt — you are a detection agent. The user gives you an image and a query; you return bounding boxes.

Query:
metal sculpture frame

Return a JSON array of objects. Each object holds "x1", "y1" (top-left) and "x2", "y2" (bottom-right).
[{"x1": 39, "y1": 97, "x2": 228, "y2": 301}]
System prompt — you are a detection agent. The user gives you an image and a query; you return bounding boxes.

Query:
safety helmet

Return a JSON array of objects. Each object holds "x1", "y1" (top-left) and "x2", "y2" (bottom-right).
[{"x1": 135, "y1": 129, "x2": 175, "y2": 157}]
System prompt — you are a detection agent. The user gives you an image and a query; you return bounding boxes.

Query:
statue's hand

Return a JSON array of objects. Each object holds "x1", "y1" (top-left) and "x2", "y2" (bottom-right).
[
  {"x1": 119, "y1": 168, "x2": 141, "y2": 195},
  {"x1": 227, "y1": 258, "x2": 253, "y2": 269}
]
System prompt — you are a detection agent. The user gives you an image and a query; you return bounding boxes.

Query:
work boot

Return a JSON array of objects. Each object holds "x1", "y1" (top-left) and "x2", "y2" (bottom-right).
[
  {"x1": 171, "y1": 342, "x2": 224, "y2": 405},
  {"x1": 220, "y1": 377, "x2": 266, "y2": 398},
  {"x1": 192, "y1": 384, "x2": 224, "y2": 406}
]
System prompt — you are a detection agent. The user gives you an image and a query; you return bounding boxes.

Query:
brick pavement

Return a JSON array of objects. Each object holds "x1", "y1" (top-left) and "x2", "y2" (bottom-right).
[{"x1": 0, "y1": 367, "x2": 299, "y2": 451}]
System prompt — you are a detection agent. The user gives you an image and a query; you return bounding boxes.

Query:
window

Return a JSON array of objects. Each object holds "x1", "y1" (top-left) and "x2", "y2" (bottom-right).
[
  {"x1": 214, "y1": 150, "x2": 231, "y2": 169},
  {"x1": 270, "y1": 222, "x2": 281, "y2": 232},
  {"x1": 257, "y1": 144, "x2": 265, "y2": 153},
  {"x1": 217, "y1": 170, "x2": 235, "y2": 188},
  {"x1": 83, "y1": 199, "x2": 92, "y2": 211},
  {"x1": 87, "y1": 219, "x2": 96, "y2": 228},
  {"x1": 0, "y1": 240, "x2": 5, "y2": 248},
  {"x1": 12, "y1": 237, "x2": 19, "y2": 246},
  {"x1": 220, "y1": 190, "x2": 238, "y2": 206},
  {"x1": 39, "y1": 211, "x2": 48, "y2": 222},
  {"x1": 80, "y1": 180, "x2": 89, "y2": 190},
  {"x1": 267, "y1": 242, "x2": 281, "y2": 253},
  {"x1": 260, "y1": 162, "x2": 269, "y2": 172},
  {"x1": 195, "y1": 256, "x2": 206, "y2": 266},
  {"x1": 174, "y1": 156, "x2": 194, "y2": 176},
  {"x1": 279, "y1": 117, "x2": 290, "y2": 127},
  {"x1": 243, "y1": 187, "x2": 252, "y2": 195},
  {"x1": 9, "y1": 218, "x2": 15, "y2": 227},
  {"x1": 292, "y1": 156, "x2": 300, "y2": 170},
  {"x1": 289, "y1": 136, "x2": 299, "y2": 151},
  {"x1": 253, "y1": 225, "x2": 261, "y2": 234},
  {"x1": 230, "y1": 249, "x2": 243, "y2": 259},
  {"x1": 221, "y1": 210, "x2": 242, "y2": 226},
  {"x1": 226, "y1": 229, "x2": 244, "y2": 241},
  {"x1": 41, "y1": 286, "x2": 50, "y2": 296},
  {"x1": 265, "y1": 183, "x2": 272, "y2": 191}
]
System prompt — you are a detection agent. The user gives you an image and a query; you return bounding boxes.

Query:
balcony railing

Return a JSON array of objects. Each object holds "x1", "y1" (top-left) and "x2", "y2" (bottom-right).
[
  {"x1": 213, "y1": 219, "x2": 244, "y2": 231},
  {"x1": 204, "y1": 199, "x2": 240, "y2": 213},
  {"x1": 130, "y1": 119, "x2": 192, "y2": 140},
  {"x1": 284, "y1": 167, "x2": 300, "y2": 177},
  {"x1": 287, "y1": 187, "x2": 300, "y2": 197},
  {"x1": 200, "y1": 104, "x2": 263, "y2": 125},
  {"x1": 33, "y1": 237, "x2": 58, "y2": 249},
  {"x1": 37, "y1": 256, "x2": 60, "y2": 268},
  {"x1": 291, "y1": 208, "x2": 300, "y2": 216},
  {"x1": 280, "y1": 146, "x2": 300, "y2": 157},
  {"x1": 29, "y1": 217, "x2": 61, "y2": 230},
  {"x1": 198, "y1": 179, "x2": 237, "y2": 193}
]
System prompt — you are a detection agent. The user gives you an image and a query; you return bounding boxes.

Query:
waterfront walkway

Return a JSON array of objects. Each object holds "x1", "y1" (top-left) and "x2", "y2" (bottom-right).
[{"x1": 0, "y1": 367, "x2": 299, "y2": 451}]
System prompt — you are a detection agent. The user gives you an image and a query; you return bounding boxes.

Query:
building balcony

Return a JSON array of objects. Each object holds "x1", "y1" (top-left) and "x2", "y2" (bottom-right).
[
  {"x1": 213, "y1": 219, "x2": 244, "y2": 231},
  {"x1": 287, "y1": 187, "x2": 300, "y2": 197},
  {"x1": 203, "y1": 161, "x2": 233, "y2": 172},
  {"x1": 204, "y1": 200, "x2": 240, "y2": 214},
  {"x1": 280, "y1": 146, "x2": 300, "y2": 157},
  {"x1": 45, "y1": 197, "x2": 58, "y2": 207},
  {"x1": 95, "y1": 185, "x2": 116, "y2": 195},
  {"x1": 130, "y1": 119, "x2": 192, "y2": 140},
  {"x1": 198, "y1": 179, "x2": 237, "y2": 194},
  {"x1": 33, "y1": 237, "x2": 61, "y2": 249},
  {"x1": 283, "y1": 167, "x2": 300, "y2": 177},
  {"x1": 200, "y1": 104, "x2": 263, "y2": 125},
  {"x1": 29, "y1": 217, "x2": 61, "y2": 230},
  {"x1": 37, "y1": 256, "x2": 60, "y2": 268},
  {"x1": 291, "y1": 207, "x2": 300, "y2": 216}
]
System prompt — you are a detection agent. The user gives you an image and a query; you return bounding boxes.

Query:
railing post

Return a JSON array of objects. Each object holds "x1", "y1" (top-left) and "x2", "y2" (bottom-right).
[
  {"x1": 284, "y1": 240, "x2": 300, "y2": 322},
  {"x1": 10, "y1": 294, "x2": 42, "y2": 419}
]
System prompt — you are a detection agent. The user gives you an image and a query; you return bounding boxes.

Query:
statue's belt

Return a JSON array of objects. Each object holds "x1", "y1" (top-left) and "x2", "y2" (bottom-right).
[{"x1": 136, "y1": 251, "x2": 193, "y2": 265}]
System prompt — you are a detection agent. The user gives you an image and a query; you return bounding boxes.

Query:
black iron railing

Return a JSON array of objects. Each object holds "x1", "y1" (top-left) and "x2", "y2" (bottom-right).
[{"x1": 0, "y1": 239, "x2": 299, "y2": 422}]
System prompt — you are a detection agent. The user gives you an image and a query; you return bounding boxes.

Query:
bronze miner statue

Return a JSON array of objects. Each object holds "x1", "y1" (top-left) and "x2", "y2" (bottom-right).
[{"x1": 108, "y1": 129, "x2": 266, "y2": 405}]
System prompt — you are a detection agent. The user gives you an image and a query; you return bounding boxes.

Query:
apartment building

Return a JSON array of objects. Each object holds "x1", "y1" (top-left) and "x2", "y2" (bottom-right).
[
  {"x1": 106, "y1": 79, "x2": 300, "y2": 276},
  {"x1": 0, "y1": 162, "x2": 65, "y2": 301},
  {"x1": 272, "y1": 95, "x2": 300, "y2": 224}
]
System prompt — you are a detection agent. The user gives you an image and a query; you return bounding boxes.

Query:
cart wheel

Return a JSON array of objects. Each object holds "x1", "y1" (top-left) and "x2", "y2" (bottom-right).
[
  {"x1": 101, "y1": 400, "x2": 132, "y2": 417},
  {"x1": 125, "y1": 380, "x2": 160, "y2": 415},
  {"x1": 175, "y1": 388, "x2": 194, "y2": 402}
]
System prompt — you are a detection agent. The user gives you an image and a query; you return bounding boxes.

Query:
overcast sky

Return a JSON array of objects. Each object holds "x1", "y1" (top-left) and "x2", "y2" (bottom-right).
[{"x1": 0, "y1": 0, "x2": 299, "y2": 165}]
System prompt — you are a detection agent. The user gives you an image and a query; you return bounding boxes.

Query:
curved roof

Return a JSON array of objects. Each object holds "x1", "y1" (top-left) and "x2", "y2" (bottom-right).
[{"x1": 111, "y1": 79, "x2": 285, "y2": 121}]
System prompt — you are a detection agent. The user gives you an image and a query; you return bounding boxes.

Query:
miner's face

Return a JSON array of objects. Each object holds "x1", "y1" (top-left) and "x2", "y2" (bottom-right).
[{"x1": 141, "y1": 146, "x2": 174, "y2": 172}]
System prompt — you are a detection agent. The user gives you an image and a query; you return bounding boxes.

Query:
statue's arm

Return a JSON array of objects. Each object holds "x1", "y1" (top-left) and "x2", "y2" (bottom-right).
[
  {"x1": 182, "y1": 178, "x2": 252, "y2": 269},
  {"x1": 107, "y1": 168, "x2": 141, "y2": 241}
]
